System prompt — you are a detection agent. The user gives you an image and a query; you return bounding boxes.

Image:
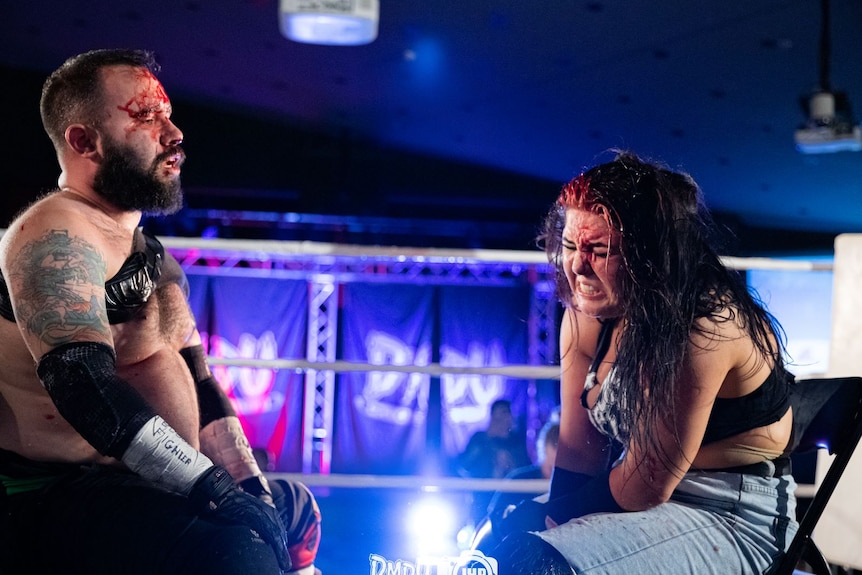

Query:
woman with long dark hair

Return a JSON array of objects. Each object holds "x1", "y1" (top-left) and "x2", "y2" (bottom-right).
[{"x1": 494, "y1": 151, "x2": 798, "y2": 574}]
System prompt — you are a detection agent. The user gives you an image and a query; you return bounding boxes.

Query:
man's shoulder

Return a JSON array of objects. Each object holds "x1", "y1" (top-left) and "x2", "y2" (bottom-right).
[
  {"x1": 8, "y1": 190, "x2": 89, "y2": 231},
  {"x1": 1, "y1": 200, "x2": 132, "y2": 277}
]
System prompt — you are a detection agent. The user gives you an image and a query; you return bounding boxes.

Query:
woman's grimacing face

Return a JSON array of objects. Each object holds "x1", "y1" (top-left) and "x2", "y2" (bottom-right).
[{"x1": 561, "y1": 207, "x2": 624, "y2": 319}]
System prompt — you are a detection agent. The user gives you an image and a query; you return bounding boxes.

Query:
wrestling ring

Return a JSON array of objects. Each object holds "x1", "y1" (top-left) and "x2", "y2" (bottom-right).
[{"x1": 156, "y1": 234, "x2": 862, "y2": 572}]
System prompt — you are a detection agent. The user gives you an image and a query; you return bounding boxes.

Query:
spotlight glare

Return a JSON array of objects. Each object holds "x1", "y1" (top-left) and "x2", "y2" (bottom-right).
[{"x1": 405, "y1": 496, "x2": 459, "y2": 557}]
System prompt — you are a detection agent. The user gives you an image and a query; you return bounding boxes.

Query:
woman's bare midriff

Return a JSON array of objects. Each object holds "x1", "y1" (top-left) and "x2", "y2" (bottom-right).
[{"x1": 691, "y1": 407, "x2": 792, "y2": 470}]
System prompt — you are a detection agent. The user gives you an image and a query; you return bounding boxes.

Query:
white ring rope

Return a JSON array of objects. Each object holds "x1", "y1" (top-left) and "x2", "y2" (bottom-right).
[
  {"x1": 221, "y1": 349, "x2": 818, "y2": 499},
  {"x1": 264, "y1": 472, "x2": 817, "y2": 497},
  {"x1": 719, "y1": 255, "x2": 833, "y2": 272},
  {"x1": 269, "y1": 472, "x2": 550, "y2": 494},
  {"x1": 216, "y1": 355, "x2": 820, "y2": 499},
  {"x1": 179, "y1": 236, "x2": 827, "y2": 499},
  {"x1": 0, "y1": 230, "x2": 836, "y2": 270},
  {"x1": 0, "y1": 230, "x2": 824, "y2": 497},
  {"x1": 207, "y1": 357, "x2": 561, "y2": 380},
  {"x1": 157, "y1": 236, "x2": 834, "y2": 271},
  {"x1": 161, "y1": 236, "x2": 551, "y2": 265}
]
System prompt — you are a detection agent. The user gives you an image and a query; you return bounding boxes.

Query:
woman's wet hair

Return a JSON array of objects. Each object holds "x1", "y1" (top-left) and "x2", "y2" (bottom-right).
[{"x1": 539, "y1": 150, "x2": 786, "y2": 474}]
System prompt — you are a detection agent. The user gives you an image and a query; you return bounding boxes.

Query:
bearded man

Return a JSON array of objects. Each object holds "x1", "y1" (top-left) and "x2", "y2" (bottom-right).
[{"x1": 0, "y1": 49, "x2": 320, "y2": 575}]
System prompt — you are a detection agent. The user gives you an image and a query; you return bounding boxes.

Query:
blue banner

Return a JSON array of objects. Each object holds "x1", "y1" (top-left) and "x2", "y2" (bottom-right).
[
  {"x1": 333, "y1": 283, "x2": 434, "y2": 475},
  {"x1": 190, "y1": 274, "x2": 307, "y2": 472},
  {"x1": 438, "y1": 285, "x2": 532, "y2": 462}
]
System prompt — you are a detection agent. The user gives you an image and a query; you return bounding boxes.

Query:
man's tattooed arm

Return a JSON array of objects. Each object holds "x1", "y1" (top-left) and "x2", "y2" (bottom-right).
[{"x1": 10, "y1": 229, "x2": 111, "y2": 349}]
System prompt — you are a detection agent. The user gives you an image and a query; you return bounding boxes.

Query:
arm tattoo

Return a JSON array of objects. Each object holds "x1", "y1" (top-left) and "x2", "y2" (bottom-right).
[{"x1": 10, "y1": 229, "x2": 110, "y2": 347}]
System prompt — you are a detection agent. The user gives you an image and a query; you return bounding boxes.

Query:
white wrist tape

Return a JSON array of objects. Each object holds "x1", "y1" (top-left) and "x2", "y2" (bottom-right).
[
  {"x1": 122, "y1": 415, "x2": 214, "y2": 495},
  {"x1": 199, "y1": 416, "x2": 262, "y2": 483}
]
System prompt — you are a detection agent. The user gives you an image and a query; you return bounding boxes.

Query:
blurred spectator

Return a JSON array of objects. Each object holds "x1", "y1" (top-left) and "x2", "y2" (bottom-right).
[
  {"x1": 456, "y1": 399, "x2": 531, "y2": 523},
  {"x1": 486, "y1": 419, "x2": 560, "y2": 517},
  {"x1": 457, "y1": 399, "x2": 531, "y2": 479}
]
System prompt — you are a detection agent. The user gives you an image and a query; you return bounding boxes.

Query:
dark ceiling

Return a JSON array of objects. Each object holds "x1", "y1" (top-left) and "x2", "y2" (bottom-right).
[{"x1": 2, "y1": 0, "x2": 861, "y2": 254}]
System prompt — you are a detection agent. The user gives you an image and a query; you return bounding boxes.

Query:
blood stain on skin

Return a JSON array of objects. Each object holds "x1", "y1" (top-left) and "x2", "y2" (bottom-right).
[
  {"x1": 116, "y1": 69, "x2": 171, "y2": 142},
  {"x1": 116, "y1": 69, "x2": 169, "y2": 116}
]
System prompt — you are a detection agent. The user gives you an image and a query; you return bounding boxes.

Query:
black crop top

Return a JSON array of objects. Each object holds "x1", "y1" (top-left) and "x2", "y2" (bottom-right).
[
  {"x1": 703, "y1": 367, "x2": 793, "y2": 444},
  {"x1": 582, "y1": 319, "x2": 793, "y2": 446},
  {"x1": 0, "y1": 228, "x2": 178, "y2": 325}
]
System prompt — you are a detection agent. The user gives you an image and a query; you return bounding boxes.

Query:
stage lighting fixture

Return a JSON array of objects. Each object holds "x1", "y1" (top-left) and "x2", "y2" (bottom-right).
[
  {"x1": 279, "y1": 0, "x2": 379, "y2": 46},
  {"x1": 795, "y1": 0, "x2": 861, "y2": 154},
  {"x1": 795, "y1": 91, "x2": 862, "y2": 154}
]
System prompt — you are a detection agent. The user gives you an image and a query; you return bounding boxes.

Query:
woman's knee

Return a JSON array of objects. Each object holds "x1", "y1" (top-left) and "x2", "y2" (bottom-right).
[{"x1": 494, "y1": 532, "x2": 575, "y2": 575}]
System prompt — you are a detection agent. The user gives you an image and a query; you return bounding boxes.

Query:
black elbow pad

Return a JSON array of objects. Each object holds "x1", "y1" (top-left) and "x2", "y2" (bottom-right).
[
  {"x1": 180, "y1": 344, "x2": 236, "y2": 426},
  {"x1": 36, "y1": 341, "x2": 156, "y2": 458}
]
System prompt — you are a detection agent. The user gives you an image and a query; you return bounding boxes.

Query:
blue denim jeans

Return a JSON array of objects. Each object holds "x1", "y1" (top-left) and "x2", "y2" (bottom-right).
[{"x1": 536, "y1": 467, "x2": 798, "y2": 574}]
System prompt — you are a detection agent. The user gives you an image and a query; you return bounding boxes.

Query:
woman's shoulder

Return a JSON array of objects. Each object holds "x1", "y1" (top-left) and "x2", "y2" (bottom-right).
[
  {"x1": 691, "y1": 300, "x2": 755, "y2": 340},
  {"x1": 560, "y1": 308, "x2": 621, "y2": 373},
  {"x1": 561, "y1": 308, "x2": 605, "y2": 348},
  {"x1": 687, "y1": 304, "x2": 769, "y2": 380}
]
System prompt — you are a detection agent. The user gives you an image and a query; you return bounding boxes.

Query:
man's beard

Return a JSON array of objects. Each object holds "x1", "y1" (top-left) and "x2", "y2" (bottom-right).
[{"x1": 92, "y1": 138, "x2": 185, "y2": 216}]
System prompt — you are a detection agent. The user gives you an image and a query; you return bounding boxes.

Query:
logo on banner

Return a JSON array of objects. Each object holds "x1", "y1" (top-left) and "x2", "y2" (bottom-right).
[
  {"x1": 440, "y1": 340, "x2": 507, "y2": 426},
  {"x1": 354, "y1": 331, "x2": 431, "y2": 425},
  {"x1": 369, "y1": 550, "x2": 498, "y2": 575},
  {"x1": 207, "y1": 331, "x2": 285, "y2": 413}
]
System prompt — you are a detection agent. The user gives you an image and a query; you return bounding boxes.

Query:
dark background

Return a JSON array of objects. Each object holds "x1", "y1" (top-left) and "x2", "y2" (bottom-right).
[{"x1": 2, "y1": 0, "x2": 860, "y2": 254}]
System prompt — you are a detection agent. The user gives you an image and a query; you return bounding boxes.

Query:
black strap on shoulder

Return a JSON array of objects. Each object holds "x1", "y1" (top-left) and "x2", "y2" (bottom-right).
[
  {"x1": 104, "y1": 228, "x2": 164, "y2": 324},
  {"x1": 581, "y1": 319, "x2": 617, "y2": 409},
  {"x1": 588, "y1": 319, "x2": 616, "y2": 375}
]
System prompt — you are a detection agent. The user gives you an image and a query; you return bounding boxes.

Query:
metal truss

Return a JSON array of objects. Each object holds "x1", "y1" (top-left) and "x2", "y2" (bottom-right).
[
  {"x1": 163, "y1": 237, "x2": 558, "y2": 473},
  {"x1": 303, "y1": 280, "x2": 338, "y2": 474},
  {"x1": 525, "y1": 279, "x2": 559, "y2": 458},
  {"x1": 163, "y1": 237, "x2": 554, "y2": 286}
]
